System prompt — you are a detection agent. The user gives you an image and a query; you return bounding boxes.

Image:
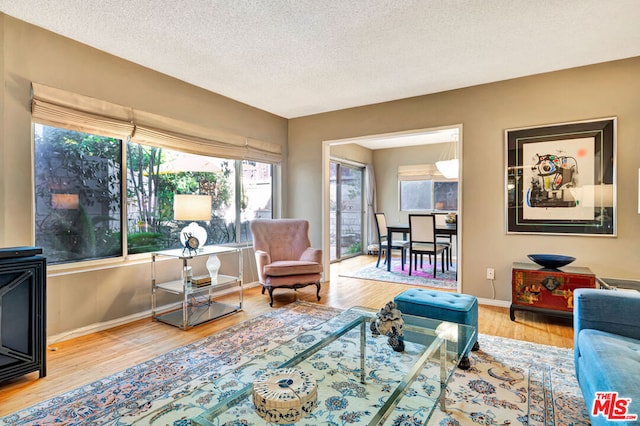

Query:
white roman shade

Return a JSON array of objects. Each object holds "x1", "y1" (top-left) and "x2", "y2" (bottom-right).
[
  {"x1": 398, "y1": 164, "x2": 453, "y2": 181},
  {"x1": 131, "y1": 110, "x2": 282, "y2": 163},
  {"x1": 31, "y1": 83, "x2": 134, "y2": 140},
  {"x1": 31, "y1": 83, "x2": 282, "y2": 163}
]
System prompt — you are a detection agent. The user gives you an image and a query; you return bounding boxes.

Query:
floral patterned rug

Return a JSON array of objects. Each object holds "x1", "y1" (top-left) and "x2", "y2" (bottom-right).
[
  {"x1": 1, "y1": 301, "x2": 589, "y2": 425},
  {"x1": 339, "y1": 258, "x2": 458, "y2": 290}
]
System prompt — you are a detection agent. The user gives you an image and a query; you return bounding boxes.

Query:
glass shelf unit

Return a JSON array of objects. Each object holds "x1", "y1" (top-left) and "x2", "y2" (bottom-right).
[{"x1": 151, "y1": 245, "x2": 242, "y2": 330}]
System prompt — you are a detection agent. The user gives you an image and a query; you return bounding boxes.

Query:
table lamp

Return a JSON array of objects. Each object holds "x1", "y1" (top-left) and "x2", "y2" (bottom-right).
[
  {"x1": 174, "y1": 194, "x2": 221, "y2": 283},
  {"x1": 174, "y1": 194, "x2": 212, "y2": 249}
]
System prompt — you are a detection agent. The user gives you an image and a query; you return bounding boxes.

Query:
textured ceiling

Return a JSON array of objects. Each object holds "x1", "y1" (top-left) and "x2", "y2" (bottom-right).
[{"x1": 2, "y1": 1, "x2": 640, "y2": 118}]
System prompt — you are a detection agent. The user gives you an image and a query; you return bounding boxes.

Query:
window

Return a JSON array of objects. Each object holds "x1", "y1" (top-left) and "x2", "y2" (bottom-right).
[
  {"x1": 35, "y1": 123, "x2": 273, "y2": 264},
  {"x1": 398, "y1": 163, "x2": 458, "y2": 211},
  {"x1": 34, "y1": 125, "x2": 122, "y2": 262},
  {"x1": 400, "y1": 180, "x2": 458, "y2": 211},
  {"x1": 433, "y1": 181, "x2": 458, "y2": 210}
]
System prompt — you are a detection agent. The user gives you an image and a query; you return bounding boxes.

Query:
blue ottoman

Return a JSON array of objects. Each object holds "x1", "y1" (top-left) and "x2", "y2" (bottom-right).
[{"x1": 394, "y1": 288, "x2": 479, "y2": 370}]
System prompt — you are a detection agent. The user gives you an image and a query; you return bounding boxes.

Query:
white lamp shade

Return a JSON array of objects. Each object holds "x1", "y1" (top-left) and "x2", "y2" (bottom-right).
[{"x1": 174, "y1": 194, "x2": 212, "y2": 221}]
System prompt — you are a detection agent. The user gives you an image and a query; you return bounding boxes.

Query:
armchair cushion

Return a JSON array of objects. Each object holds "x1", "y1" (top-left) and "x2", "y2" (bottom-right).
[
  {"x1": 264, "y1": 260, "x2": 323, "y2": 277},
  {"x1": 265, "y1": 274, "x2": 321, "y2": 287}
]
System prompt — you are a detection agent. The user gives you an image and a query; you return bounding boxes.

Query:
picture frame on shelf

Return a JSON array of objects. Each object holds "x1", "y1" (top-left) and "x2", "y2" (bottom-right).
[{"x1": 505, "y1": 117, "x2": 616, "y2": 236}]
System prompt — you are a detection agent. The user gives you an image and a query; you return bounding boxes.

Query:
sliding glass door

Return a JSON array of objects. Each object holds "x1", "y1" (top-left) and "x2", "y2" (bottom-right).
[{"x1": 329, "y1": 161, "x2": 364, "y2": 261}]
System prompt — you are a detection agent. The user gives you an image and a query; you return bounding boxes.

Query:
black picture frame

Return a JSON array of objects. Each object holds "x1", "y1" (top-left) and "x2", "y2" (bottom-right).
[{"x1": 505, "y1": 118, "x2": 616, "y2": 236}]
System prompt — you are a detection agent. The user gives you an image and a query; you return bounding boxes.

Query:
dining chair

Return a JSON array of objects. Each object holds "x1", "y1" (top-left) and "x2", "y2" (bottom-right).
[
  {"x1": 374, "y1": 212, "x2": 408, "y2": 269},
  {"x1": 408, "y1": 214, "x2": 448, "y2": 277},
  {"x1": 434, "y1": 213, "x2": 453, "y2": 267}
]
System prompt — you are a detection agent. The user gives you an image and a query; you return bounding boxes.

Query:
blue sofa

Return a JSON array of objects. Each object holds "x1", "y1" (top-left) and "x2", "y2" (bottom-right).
[{"x1": 574, "y1": 288, "x2": 640, "y2": 425}]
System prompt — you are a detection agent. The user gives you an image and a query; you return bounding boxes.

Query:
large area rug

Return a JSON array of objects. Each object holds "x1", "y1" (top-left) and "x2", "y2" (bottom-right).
[
  {"x1": 1, "y1": 301, "x2": 589, "y2": 425},
  {"x1": 340, "y1": 258, "x2": 458, "y2": 290}
]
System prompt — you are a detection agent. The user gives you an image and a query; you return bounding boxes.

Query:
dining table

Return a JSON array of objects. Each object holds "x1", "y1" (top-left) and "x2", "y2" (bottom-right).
[{"x1": 386, "y1": 222, "x2": 457, "y2": 272}]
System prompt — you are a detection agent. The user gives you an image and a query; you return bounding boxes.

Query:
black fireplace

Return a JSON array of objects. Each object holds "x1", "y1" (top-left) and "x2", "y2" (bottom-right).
[{"x1": 0, "y1": 247, "x2": 46, "y2": 382}]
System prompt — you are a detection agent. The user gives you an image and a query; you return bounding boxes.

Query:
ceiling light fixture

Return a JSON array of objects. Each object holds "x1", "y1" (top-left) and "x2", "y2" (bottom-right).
[{"x1": 435, "y1": 159, "x2": 459, "y2": 179}]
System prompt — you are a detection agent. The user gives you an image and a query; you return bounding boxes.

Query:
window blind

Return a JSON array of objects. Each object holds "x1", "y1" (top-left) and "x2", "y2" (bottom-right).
[
  {"x1": 31, "y1": 83, "x2": 283, "y2": 163},
  {"x1": 31, "y1": 83, "x2": 134, "y2": 140},
  {"x1": 131, "y1": 109, "x2": 282, "y2": 163},
  {"x1": 398, "y1": 164, "x2": 452, "y2": 181}
]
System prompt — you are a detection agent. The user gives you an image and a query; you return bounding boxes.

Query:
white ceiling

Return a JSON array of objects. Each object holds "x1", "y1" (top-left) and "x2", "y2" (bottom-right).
[{"x1": 2, "y1": 1, "x2": 640, "y2": 120}]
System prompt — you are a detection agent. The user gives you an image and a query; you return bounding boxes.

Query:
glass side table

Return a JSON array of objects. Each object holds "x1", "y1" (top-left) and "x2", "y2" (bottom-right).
[{"x1": 151, "y1": 245, "x2": 242, "y2": 330}]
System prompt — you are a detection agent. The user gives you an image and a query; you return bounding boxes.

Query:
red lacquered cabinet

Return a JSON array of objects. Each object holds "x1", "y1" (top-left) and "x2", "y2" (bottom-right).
[{"x1": 510, "y1": 262, "x2": 596, "y2": 321}]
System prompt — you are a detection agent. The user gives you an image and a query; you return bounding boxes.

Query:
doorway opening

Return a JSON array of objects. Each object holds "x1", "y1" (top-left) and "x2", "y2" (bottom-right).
[{"x1": 322, "y1": 125, "x2": 463, "y2": 288}]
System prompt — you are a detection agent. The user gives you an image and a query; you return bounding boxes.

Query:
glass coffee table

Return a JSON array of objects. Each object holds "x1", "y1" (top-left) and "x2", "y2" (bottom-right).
[{"x1": 185, "y1": 306, "x2": 475, "y2": 426}]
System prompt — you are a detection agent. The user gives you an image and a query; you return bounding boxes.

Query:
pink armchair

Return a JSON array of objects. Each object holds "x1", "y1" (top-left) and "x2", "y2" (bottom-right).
[{"x1": 250, "y1": 219, "x2": 323, "y2": 306}]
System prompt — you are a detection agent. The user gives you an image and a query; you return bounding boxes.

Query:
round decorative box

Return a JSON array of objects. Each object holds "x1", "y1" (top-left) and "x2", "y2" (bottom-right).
[{"x1": 252, "y1": 368, "x2": 317, "y2": 424}]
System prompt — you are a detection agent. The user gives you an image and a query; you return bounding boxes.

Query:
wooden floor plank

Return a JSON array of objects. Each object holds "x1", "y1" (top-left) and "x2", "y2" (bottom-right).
[{"x1": 0, "y1": 255, "x2": 573, "y2": 416}]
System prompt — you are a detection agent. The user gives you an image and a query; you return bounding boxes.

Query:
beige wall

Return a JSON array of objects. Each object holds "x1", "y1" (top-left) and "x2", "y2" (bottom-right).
[
  {"x1": 1, "y1": 16, "x2": 287, "y2": 336},
  {"x1": 330, "y1": 143, "x2": 373, "y2": 166},
  {"x1": 289, "y1": 57, "x2": 640, "y2": 302}
]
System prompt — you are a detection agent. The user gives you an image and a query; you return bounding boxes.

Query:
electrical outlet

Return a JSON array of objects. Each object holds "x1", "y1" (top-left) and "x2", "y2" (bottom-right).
[{"x1": 486, "y1": 268, "x2": 495, "y2": 280}]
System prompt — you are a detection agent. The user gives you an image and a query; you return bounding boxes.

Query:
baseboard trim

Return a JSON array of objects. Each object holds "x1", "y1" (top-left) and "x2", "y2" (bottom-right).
[
  {"x1": 47, "y1": 309, "x2": 158, "y2": 346},
  {"x1": 477, "y1": 297, "x2": 511, "y2": 308},
  {"x1": 47, "y1": 281, "x2": 261, "y2": 345}
]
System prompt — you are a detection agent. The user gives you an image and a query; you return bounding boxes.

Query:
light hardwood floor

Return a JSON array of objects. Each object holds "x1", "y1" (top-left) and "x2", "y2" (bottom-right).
[{"x1": 0, "y1": 255, "x2": 573, "y2": 417}]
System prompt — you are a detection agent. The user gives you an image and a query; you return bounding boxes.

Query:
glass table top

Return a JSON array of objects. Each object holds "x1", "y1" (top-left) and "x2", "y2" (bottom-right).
[{"x1": 179, "y1": 306, "x2": 476, "y2": 426}]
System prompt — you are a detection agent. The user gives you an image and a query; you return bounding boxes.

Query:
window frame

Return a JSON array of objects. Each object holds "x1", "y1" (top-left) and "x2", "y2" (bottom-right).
[{"x1": 34, "y1": 122, "x2": 277, "y2": 270}]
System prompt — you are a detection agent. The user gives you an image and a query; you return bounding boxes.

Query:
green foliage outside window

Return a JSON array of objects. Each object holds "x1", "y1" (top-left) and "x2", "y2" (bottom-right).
[
  {"x1": 34, "y1": 124, "x2": 239, "y2": 263},
  {"x1": 34, "y1": 126, "x2": 122, "y2": 262}
]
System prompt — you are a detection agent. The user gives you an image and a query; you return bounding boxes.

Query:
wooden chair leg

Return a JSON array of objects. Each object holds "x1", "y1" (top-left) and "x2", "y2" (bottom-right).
[
  {"x1": 409, "y1": 252, "x2": 413, "y2": 276},
  {"x1": 445, "y1": 249, "x2": 449, "y2": 271},
  {"x1": 267, "y1": 286, "x2": 275, "y2": 307},
  {"x1": 433, "y1": 256, "x2": 437, "y2": 278}
]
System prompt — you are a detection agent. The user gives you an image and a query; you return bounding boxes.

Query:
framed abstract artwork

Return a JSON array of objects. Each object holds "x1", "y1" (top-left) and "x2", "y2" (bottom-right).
[{"x1": 505, "y1": 118, "x2": 616, "y2": 236}]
